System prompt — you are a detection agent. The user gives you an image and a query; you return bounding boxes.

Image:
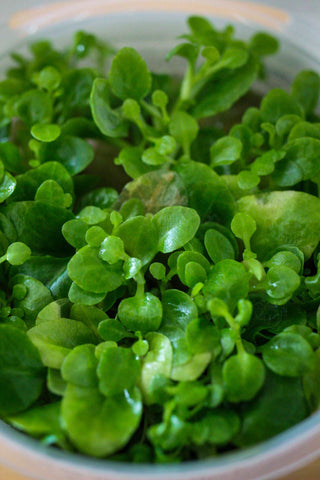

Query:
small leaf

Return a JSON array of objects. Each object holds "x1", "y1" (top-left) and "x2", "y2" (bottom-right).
[
  {"x1": 78, "y1": 206, "x2": 107, "y2": 225},
  {"x1": 152, "y1": 206, "x2": 200, "y2": 254},
  {"x1": 291, "y1": 70, "x2": 320, "y2": 114},
  {"x1": 203, "y1": 259, "x2": 249, "y2": 312},
  {"x1": 118, "y1": 293, "x2": 163, "y2": 334},
  {"x1": 6, "y1": 242, "x2": 31, "y2": 266},
  {"x1": 35, "y1": 180, "x2": 67, "y2": 206},
  {"x1": 231, "y1": 212, "x2": 256, "y2": 247},
  {"x1": 223, "y1": 352, "x2": 265, "y2": 402},
  {"x1": 68, "y1": 283, "x2": 105, "y2": 306},
  {"x1": 99, "y1": 236, "x2": 125, "y2": 264},
  {"x1": 90, "y1": 78, "x2": 128, "y2": 138},
  {"x1": 260, "y1": 89, "x2": 303, "y2": 124},
  {"x1": 61, "y1": 344, "x2": 98, "y2": 387},
  {"x1": 169, "y1": 112, "x2": 199, "y2": 154},
  {"x1": 98, "y1": 318, "x2": 134, "y2": 342},
  {"x1": 109, "y1": 47, "x2": 152, "y2": 101},
  {"x1": 210, "y1": 137, "x2": 242, "y2": 167},
  {"x1": 39, "y1": 136, "x2": 94, "y2": 175},
  {"x1": 97, "y1": 345, "x2": 141, "y2": 396},
  {"x1": 68, "y1": 246, "x2": 123, "y2": 294},
  {"x1": 0, "y1": 172, "x2": 16, "y2": 203},
  {"x1": 28, "y1": 317, "x2": 96, "y2": 369},
  {"x1": 249, "y1": 33, "x2": 279, "y2": 56},
  {"x1": 204, "y1": 229, "x2": 235, "y2": 263},
  {"x1": 31, "y1": 124, "x2": 61, "y2": 143},
  {"x1": 262, "y1": 332, "x2": 315, "y2": 376}
]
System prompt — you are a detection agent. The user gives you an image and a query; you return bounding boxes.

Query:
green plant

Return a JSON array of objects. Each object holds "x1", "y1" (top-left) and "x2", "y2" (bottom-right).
[{"x1": 0, "y1": 18, "x2": 319, "y2": 463}]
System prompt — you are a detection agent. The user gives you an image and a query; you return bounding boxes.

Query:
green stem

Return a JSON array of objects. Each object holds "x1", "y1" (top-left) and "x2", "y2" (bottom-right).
[
  {"x1": 224, "y1": 311, "x2": 245, "y2": 355},
  {"x1": 140, "y1": 100, "x2": 163, "y2": 121}
]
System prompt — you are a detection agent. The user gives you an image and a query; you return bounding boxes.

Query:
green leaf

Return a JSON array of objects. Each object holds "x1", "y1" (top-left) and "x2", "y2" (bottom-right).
[
  {"x1": 116, "y1": 215, "x2": 158, "y2": 265},
  {"x1": 184, "y1": 262, "x2": 207, "y2": 287},
  {"x1": 39, "y1": 136, "x2": 94, "y2": 175},
  {"x1": 37, "y1": 66, "x2": 61, "y2": 92},
  {"x1": 70, "y1": 304, "x2": 107, "y2": 336},
  {"x1": 99, "y1": 236, "x2": 125, "y2": 264},
  {"x1": 68, "y1": 283, "x2": 105, "y2": 306},
  {"x1": 152, "y1": 206, "x2": 200, "y2": 254},
  {"x1": 262, "y1": 332, "x2": 315, "y2": 376},
  {"x1": 0, "y1": 325, "x2": 44, "y2": 415},
  {"x1": 109, "y1": 47, "x2": 152, "y2": 101},
  {"x1": 90, "y1": 78, "x2": 128, "y2": 138},
  {"x1": 177, "y1": 251, "x2": 210, "y2": 286},
  {"x1": 249, "y1": 32, "x2": 279, "y2": 56},
  {"x1": 237, "y1": 171, "x2": 260, "y2": 190},
  {"x1": 291, "y1": 70, "x2": 320, "y2": 114},
  {"x1": 0, "y1": 142, "x2": 24, "y2": 174},
  {"x1": 35, "y1": 180, "x2": 70, "y2": 207},
  {"x1": 61, "y1": 344, "x2": 98, "y2": 387},
  {"x1": 8, "y1": 402, "x2": 62, "y2": 437},
  {"x1": 186, "y1": 317, "x2": 221, "y2": 355},
  {"x1": 174, "y1": 160, "x2": 235, "y2": 223},
  {"x1": 78, "y1": 187, "x2": 118, "y2": 211},
  {"x1": 15, "y1": 89, "x2": 53, "y2": 125},
  {"x1": 97, "y1": 345, "x2": 141, "y2": 396},
  {"x1": 31, "y1": 124, "x2": 61, "y2": 143},
  {"x1": 61, "y1": 385, "x2": 142, "y2": 457},
  {"x1": 265, "y1": 266, "x2": 300, "y2": 303},
  {"x1": 203, "y1": 259, "x2": 249, "y2": 312},
  {"x1": 11, "y1": 274, "x2": 53, "y2": 326},
  {"x1": 98, "y1": 318, "x2": 133, "y2": 342},
  {"x1": 36, "y1": 299, "x2": 70, "y2": 325},
  {"x1": 204, "y1": 229, "x2": 235, "y2": 263},
  {"x1": 68, "y1": 245, "x2": 123, "y2": 294},
  {"x1": 11, "y1": 162, "x2": 73, "y2": 202},
  {"x1": 171, "y1": 352, "x2": 211, "y2": 382},
  {"x1": 223, "y1": 352, "x2": 265, "y2": 402},
  {"x1": 160, "y1": 289, "x2": 198, "y2": 342},
  {"x1": 47, "y1": 368, "x2": 67, "y2": 396},
  {"x1": 62, "y1": 219, "x2": 89, "y2": 249},
  {"x1": 274, "y1": 137, "x2": 320, "y2": 186},
  {"x1": 0, "y1": 172, "x2": 16, "y2": 203},
  {"x1": 237, "y1": 191, "x2": 320, "y2": 260},
  {"x1": 28, "y1": 317, "x2": 96, "y2": 369},
  {"x1": 6, "y1": 242, "x2": 31, "y2": 265},
  {"x1": 169, "y1": 112, "x2": 199, "y2": 154},
  {"x1": 236, "y1": 370, "x2": 308, "y2": 446},
  {"x1": 260, "y1": 89, "x2": 303, "y2": 124},
  {"x1": 192, "y1": 56, "x2": 258, "y2": 118},
  {"x1": 3, "y1": 201, "x2": 74, "y2": 256},
  {"x1": 166, "y1": 43, "x2": 199, "y2": 65},
  {"x1": 117, "y1": 147, "x2": 156, "y2": 179},
  {"x1": 210, "y1": 136, "x2": 242, "y2": 167},
  {"x1": 118, "y1": 293, "x2": 163, "y2": 334},
  {"x1": 140, "y1": 332, "x2": 173, "y2": 404},
  {"x1": 149, "y1": 262, "x2": 166, "y2": 281},
  {"x1": 231, "y1": 212, "x2": 256, "y2": 248},
  {"x1": 288, "y1": 121, "x2": 320, "y2": 141}
]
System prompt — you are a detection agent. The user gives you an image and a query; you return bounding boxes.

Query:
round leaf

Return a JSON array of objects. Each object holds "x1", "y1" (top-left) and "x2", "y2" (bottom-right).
[
  {"x1": 31, "y1": 124, "x2": 61, "y2": 143},
  {"x1": 262, "y1": 332, "x2": 315, "y2": 377},
  {"x1": 68, "y1": 246, "x2": 123, "y2": 294},
  {"x1": 223, "y1": 352, "x2": 265, "y2": 402},
  {"x1": 61, "y1": 384, "x2": 142, "y2": 457},
  {"x1": 97, "y1": 345, "x2": 141, "y2": 396},
  {"x1": 152, "y1": 206, "x2": 200, "y2": 253},
  {"x1": 118, "y1": 293, "x2": 163, "y2": 334}
]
